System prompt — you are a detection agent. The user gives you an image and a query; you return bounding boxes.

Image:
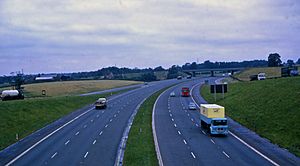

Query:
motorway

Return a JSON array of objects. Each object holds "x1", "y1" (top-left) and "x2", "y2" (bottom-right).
[
  {"x1": 153, "y1": 77, "x2": 299, "y2": 166},
  {"x1": 1, "y1": 79, "x2": 183, "y2": 166}
]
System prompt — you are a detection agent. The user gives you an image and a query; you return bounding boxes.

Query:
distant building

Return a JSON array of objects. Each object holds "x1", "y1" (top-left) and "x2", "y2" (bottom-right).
[{"x1": 35, "y1": 76, "x2": 54, "y2": 81}]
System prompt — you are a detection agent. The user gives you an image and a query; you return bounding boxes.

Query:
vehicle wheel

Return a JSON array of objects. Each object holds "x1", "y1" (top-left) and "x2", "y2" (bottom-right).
[{"x1": 201, "y1": 120, "x2": 205, "y2": 128}]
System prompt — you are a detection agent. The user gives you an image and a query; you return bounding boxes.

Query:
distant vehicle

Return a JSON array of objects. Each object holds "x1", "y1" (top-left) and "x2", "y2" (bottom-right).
[
  {"x1": 177, "y1": 76, "x2": 182, "y2": 80},
  {"x1": 257, "y1": 73, "x2": 266, "y2": 80},
  {"x1": 250, "y1": 73, "x2": 266, "y2": 81},
  {"x1": 170, "y1": 92, "x2": 176, "y2": 97},
  {"x1": 250, "y1": 74, "x2": 258, "y2": 81},
  {"x1": 181, "y1": 87, "x2": 190, "y2": 97},
  {"x1": 187, "y1": 75, "x2": 192, "y2": 79},
  {"x1": 200, "y1": 104, "x2": 228, "y2": 135},
  {"x1": 95, "y1": 97, "x2": 107, "y2": 109},
  {"x1": 188, "y1": 102, "x2": 197, "y2": 110},
  {"x1": 1, "y1": 90, "x2": 24, "y2": 101},
  {"x1": 144, "y1": 82, "x2": 149, "y2": 85},
  {"x1": 290, "y1": 69, "x2": 299, "y2": 76},
  {"x1": 281, "y1": 66, "x2": 298, "y2": 77}
]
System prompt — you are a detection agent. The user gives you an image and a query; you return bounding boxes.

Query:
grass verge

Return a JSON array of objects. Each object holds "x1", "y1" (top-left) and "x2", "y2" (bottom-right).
[
  {"x1": 123, "y1": 88, "x2": 169, "y2": 166},
  {"x1": 201, "y1": 77, "x2": 300, "y2": 156},
  {"x1": 234, "y1": 67, "x2": 281, "y2": 81},
  {"x1": 0, "y1": 88, "x2": 132, "y2": 151}
]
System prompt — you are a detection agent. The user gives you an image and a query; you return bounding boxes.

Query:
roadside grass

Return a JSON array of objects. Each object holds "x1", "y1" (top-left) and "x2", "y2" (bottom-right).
[
  {"x1": 0, "y1": 89, "x2": 130, "y2": 151},
  {"x1": 201, "y1": 77, "x2": 300, "y2": 156},
  {"x1": 234, "y1": 67, "x2": 281, "y2": 81},
  {"x1": 1, "y1": 80, "x2": 141, "y2": 97},
  {"x1": 123, "y1": 88, "x2": 168, "y2": 166}
]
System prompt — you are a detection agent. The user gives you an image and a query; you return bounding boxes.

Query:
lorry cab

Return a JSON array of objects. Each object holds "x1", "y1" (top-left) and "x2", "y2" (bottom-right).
[
  {"x1": 181, "y1": 87, "x2": 190, "y2": 97},
  {"x1": 210, "y1": 118, "x2": 228, "y2": 135},
  {"x1": 95, "y1": 97, "x2": 107, "y2": 109}
]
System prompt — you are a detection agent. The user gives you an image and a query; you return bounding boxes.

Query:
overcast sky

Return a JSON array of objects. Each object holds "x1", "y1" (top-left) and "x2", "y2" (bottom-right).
[{"x1": 0, "y1": 0, "x2": 299, "y2": 75}]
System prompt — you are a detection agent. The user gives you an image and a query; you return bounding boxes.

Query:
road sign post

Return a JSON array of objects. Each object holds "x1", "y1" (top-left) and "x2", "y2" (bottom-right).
[{"x1": 210, "y1": 83, "x2": 228, "y2": 101}]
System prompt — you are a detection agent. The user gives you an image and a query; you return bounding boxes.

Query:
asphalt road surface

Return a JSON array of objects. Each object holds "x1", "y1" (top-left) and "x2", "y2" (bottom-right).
[
  {"x1": 1, "y1": 79, "x2": 183, "y2": 166},
  {"x1": 153, "y1": 77, "x2": 299, "y2": 166}
]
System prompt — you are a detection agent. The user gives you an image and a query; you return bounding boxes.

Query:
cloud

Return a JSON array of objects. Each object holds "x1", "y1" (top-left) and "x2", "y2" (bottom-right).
[{"x1": 0, "y1": 0, "x2": 299, "y2": 75}]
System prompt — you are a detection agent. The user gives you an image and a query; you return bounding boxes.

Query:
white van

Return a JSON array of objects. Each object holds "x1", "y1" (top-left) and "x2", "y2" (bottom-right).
[{"x1": 257, "y1": 73, "x2": 266, "y2": 80}]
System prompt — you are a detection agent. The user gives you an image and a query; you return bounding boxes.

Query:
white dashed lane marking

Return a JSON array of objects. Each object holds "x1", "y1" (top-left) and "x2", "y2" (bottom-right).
[
  {"x1": 178, "y1": 131, "x2": 181, "y2": 135},
  {"x1": 75, "y1": 131, "x2": 80, "y2": 135},
  {"x1": 65, "y1": 140, "x2": 70, "y2": 145},
  {"x1": 93, "y1": 140, "x2": 97, "y2": 145},
  {"x1": 51, "y1": 152, "x2": 57, "y2": 159},
  {"x1": 84, "y1": 152, "x2": 89, "y2": 158},
  {"x1": 223, "y1": 151, "x2": 230, "y2": 158},
  {"x1": 99, "y1": 131, "x2": 103, "y2": 135},
  {"x1": 191, "y1": 152, "x2": 196, "y2": 159},
  {"x1": 183, "y1": 139, "x2": 187, "y2": 145}
]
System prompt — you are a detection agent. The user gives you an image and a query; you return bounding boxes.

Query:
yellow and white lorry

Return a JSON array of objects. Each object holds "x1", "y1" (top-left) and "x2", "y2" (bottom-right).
[{"x1": 200, "y1": 104, "x2": 228, "y2": 135}]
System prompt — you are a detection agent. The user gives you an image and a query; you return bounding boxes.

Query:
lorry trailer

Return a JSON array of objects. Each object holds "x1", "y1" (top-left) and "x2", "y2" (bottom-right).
[
  {"x1": 200, "y1": 104, "x2": 228, "y2": 135},
  {"x1": 1, "y1": 90, "x2": 24, "y2": 101}
]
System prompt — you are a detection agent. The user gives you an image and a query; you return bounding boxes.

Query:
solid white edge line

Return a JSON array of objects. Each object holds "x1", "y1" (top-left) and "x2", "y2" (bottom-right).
[
  {"x1": 229, "y1": 131, "x2": 279, "y2": 166},
  {"x1": 152, "y1": 86, "x2": 177, "y2": 166},
  {"x1": 5, "y1": 107, "x2": 94, "y2": 166},
  {"x1": 115, "y1": 95, "x2": 149, "y2": 166},
  {"x1": 190, "y1": 81, "x2": 280, "y2": 166}
]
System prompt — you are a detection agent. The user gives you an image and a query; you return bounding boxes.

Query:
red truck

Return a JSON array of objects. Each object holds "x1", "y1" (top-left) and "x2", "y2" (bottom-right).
[{"x1": 181, "y1": 87, "x2": 190, "y2": 97}]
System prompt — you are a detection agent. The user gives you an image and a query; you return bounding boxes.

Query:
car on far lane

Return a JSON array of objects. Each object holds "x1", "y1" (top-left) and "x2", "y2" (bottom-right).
[
  {"x1": 95, "y1": 97, "x2": 107, "y2": 109},
  {"x1": 170, "y1": 92, "x2": 176, "y2": 97},
  {"x1": 188, "y1": 102, "x2": 197, "y2": 110}
]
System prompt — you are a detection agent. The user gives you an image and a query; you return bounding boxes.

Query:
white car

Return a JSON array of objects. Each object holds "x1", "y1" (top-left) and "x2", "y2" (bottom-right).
[
  {"x1": 95, "y1": 97, "x2": 107, "y2": 109},
  {"x1": 170, "y1": 92, "x2": 176, "y2": 97},
  {"x1": 188, "y1": 102, "x2": 197, "y2": 110}
]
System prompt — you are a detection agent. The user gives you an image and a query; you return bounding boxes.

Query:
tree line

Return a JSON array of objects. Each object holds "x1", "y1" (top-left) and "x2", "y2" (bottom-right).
[{"x1": 1, "y1": 53, "x2": 299, "y2": 85}]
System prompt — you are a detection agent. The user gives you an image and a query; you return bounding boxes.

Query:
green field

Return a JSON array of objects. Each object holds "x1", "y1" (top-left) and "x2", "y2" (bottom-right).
[
  {"x1": 201, "y1": 77, "x2": 300, "y2": 156},
  {"x1": 0, "y1": 80, "x2": 141, "y2": 97},
  {"x1": 123, "y1": 88, "x2": 168, "y2": 166},
  {"x1": 0, "y1": 89, "x2": 131, "y2": 151},
  {"x1": 234, "y1": 67, "x2": 281, "y2": 81}
]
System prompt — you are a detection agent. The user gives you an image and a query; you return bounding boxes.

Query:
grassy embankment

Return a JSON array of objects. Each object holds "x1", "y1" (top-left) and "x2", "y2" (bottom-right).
[
  {"x1": 0, "y1": 80, "x2": 140, "y2": 150},
  {"x1": 234, "y1": 67, "x2": 281, "y2": 81},
  {"x1": 123, "y1": 88, "x2": 170, "y2": 166},
  {"x1": 201, "y1": 77, "x2": 300, "y2": 156}
]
